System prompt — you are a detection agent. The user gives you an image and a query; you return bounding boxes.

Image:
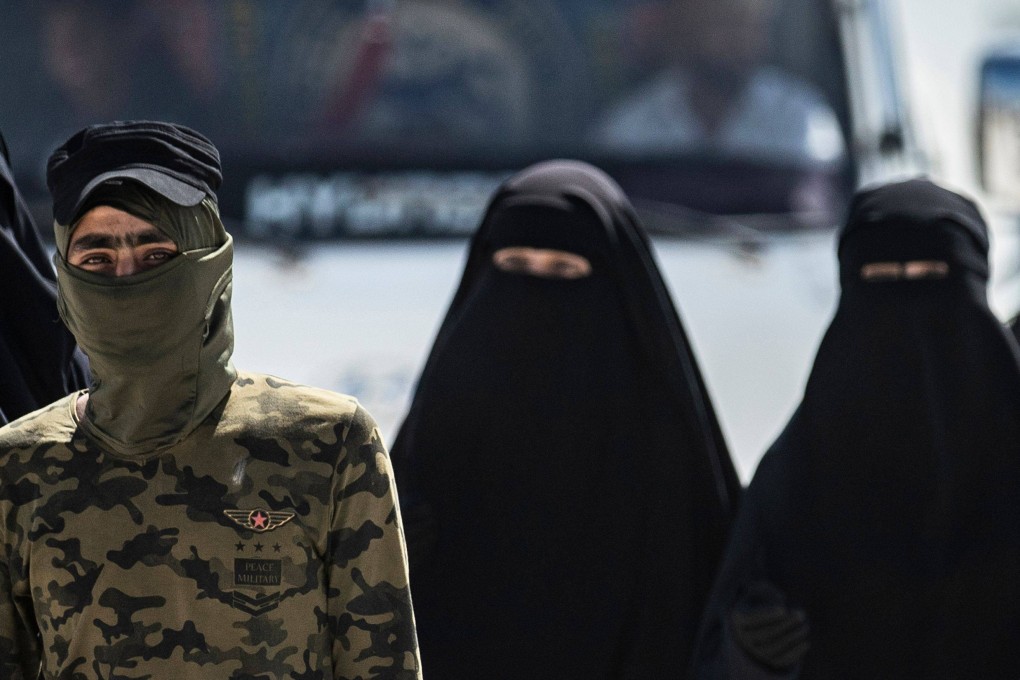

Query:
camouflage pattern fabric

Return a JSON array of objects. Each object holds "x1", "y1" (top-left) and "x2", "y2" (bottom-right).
[{"x1": 0, "y1": 372, "x2": 420, "y2": 679}]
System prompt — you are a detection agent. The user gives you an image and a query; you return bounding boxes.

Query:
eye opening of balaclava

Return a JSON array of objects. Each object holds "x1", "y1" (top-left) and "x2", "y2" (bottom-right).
[{"x1": 55, "y1": 178, "x2": 227, "y2": 262}]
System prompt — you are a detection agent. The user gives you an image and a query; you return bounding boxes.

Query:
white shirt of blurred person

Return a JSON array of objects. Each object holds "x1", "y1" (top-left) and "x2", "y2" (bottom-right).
[{"x1": 596, "y1": 0, "x2": 845, "y2": 165}]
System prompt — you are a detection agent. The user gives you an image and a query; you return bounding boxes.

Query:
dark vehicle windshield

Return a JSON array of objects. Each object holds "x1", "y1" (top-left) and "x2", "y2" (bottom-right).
[{"x1": 0, "y1": 0, "x2": 852, "y2": 238}]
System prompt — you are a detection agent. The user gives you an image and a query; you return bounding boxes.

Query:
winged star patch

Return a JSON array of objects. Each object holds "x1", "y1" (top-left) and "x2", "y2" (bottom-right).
[{"x1": 224, "y1": 508, "x2": 296, "y2": 533}]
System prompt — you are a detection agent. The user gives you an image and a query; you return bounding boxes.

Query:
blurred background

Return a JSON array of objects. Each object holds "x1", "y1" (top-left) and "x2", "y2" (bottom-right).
[
  {"x1": 897, "y1": 0, "x2": 1019, "y2": 190},
  {"x1": 2, "y1": 0, "x2": 1019, "y2": 478}
]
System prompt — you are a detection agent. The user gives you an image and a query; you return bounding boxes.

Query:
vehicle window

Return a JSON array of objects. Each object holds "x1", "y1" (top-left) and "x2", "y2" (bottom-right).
[{"x1": 0, "y1": 0, "x2": 853, "y2": 237}]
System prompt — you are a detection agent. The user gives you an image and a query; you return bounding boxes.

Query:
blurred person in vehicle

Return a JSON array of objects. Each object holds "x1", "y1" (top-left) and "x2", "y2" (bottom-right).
[
  {"x1": 0, "y1": 121, "x2": 420, "y2": 679},
  {"x1": 597, "y1": 0, "x2": 845, "y2": 166},
  {"x1": 690, "y1": 179, "x2": 1020, "y2": 679},
  {"x1": 391, "y1": 160, "x2": 741, "y2": 679},
  {"x1": 0, "y1": 130, "x2": 88, "y2": 425}
]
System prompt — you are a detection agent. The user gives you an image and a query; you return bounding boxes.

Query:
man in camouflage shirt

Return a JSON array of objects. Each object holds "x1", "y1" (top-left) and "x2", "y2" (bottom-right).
[{"x1": 0, "y1": 121, "x2": 421, "y2": 679}]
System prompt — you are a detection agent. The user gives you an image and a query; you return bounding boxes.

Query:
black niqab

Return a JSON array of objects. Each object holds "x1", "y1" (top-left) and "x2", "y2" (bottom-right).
[
  {"x1": 691, "y1": 179, "x2": 1020, "y2": 679},
  {"x1": 0, "y1": 131, "x2": 88, "y2": 425},
  {"x1": 393, "y1": 160, "x2": 740, "y2": 679}
]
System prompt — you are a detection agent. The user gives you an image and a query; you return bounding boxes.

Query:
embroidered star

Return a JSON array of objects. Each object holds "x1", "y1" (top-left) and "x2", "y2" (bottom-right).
[
  {"x1": 251, "y1": 511, "x2": 269, "y2": 530},
  {"x1": 254, "y1": 542, "x2": 264, "y2": 553},
  {"x1": 235, "y1": 541, "x2": 245, "y2": 552},
  {"x1": 273, "y1": 543, "x2": 281, "y2": 553}
]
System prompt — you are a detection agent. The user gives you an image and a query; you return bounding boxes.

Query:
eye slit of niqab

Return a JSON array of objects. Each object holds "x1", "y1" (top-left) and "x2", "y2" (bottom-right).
[
  {"x1": 491, "y1": 247, "x2": 593, "y2": 279},
  {"x1": 860, "y1": 260, "x2": 949, "y2": 282},
  {"x1": 903, "y1": 260, "x2": 949, "y2": 279}
]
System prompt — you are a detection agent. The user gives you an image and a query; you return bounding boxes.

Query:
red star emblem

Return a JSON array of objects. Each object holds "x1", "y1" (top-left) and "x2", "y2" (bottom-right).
[
  {"x1": 224, "y1": 508, "x2": 296, "y2": 533},
  {"x1": 250, "y1": 510, "x2": 269, "y2": 530}
]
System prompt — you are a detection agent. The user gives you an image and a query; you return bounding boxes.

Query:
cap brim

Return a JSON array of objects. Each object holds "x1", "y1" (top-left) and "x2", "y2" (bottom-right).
[{"x1": 64, "y1": 167, "x2": 207, "y2": 224}]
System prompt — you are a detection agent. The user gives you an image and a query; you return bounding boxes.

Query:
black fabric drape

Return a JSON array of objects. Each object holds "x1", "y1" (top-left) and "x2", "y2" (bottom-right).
[
  {"x1": 0, "y1": 131, "x2": 88, "y2": 425},
  {"x1": 392, "y1": 160, "x2": 740, "y2": 679},
  {"x1": 691, "y1": 179, "x2": 1020, "y2": 679}
]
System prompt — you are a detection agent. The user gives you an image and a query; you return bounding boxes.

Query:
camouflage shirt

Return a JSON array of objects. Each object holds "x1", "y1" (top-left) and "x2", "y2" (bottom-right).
[{"x1": 0, "y1": 372, "x2": 421, "y2": 679}]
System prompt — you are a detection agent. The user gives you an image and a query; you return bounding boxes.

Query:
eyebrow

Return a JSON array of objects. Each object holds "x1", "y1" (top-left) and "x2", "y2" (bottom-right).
[{"x1": 70, "y1": 229, "x2": 175, "y2": 252}]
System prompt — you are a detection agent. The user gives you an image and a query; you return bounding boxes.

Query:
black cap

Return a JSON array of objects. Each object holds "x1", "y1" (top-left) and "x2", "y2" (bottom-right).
[{"x1": 47, "y1": 120, "x2": 222, "y2": 225}]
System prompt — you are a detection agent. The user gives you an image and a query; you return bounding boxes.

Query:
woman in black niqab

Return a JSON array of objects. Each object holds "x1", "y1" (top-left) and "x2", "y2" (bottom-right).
[
  {"x1": 691, "y1": 179, "x2": 1020, "y2": 679},
  {"x1": 392, "y1": 160, "x2": 741, "y2": 679},
  {"x1": 0, "y1": 130, "x2": 88, "y2": 425}
]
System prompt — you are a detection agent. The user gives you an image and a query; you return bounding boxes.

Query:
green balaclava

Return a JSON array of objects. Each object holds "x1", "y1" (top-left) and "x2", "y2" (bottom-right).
[{"x1": 53, "y1": 180, "x2": 237, "y2": 456}]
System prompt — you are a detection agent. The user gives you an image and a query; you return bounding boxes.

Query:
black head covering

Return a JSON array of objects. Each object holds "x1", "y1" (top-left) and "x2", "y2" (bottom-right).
[
  {"x1": 393, "y1": 160, "x2": 740, "y2": 679},
  {"x1": 691, "y1": 178, "x2": 1020, "y2": 679},
  {"x1": 46, "y1": 120, "x2": 221, "y2": 226},
  {"x1": 0, "y1": 131, "x2": 88, "y2": 425}
]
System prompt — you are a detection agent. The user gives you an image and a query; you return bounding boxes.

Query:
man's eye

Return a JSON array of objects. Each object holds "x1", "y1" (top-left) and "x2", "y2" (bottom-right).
[
  {"x1": 81, "y1": 254, "x2": 111, "y2": 266},
  {"x1": 145, "y1": 250, "x2": 176, "y2": 262}
]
